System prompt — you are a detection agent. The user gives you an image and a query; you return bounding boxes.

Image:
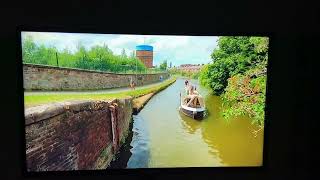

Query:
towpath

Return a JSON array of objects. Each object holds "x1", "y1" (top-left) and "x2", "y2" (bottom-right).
[{"x1": 25, "y1": 81, "x2": 164, "y2": 96}]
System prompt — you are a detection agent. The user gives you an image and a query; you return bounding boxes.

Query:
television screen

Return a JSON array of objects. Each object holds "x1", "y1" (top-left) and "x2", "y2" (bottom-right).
[{"x1": 21, "y1": 31, "x2": 268, "y2": 171}]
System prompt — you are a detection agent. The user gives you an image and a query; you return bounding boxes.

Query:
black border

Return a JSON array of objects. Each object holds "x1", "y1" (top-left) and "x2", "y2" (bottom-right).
[{"x1": 17, "y1": 25, "x2": 272, "y2": 178}]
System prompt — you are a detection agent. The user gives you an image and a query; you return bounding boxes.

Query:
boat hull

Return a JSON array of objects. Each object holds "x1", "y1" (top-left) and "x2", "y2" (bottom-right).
[{"x1": 179, "y1": 106, "x2": 204, "y2": 120}]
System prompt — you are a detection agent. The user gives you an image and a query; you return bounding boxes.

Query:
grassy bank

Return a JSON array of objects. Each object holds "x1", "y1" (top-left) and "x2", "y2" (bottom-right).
[{"x1": 25, "y1": 78, "x2": 176, "y2": 108}]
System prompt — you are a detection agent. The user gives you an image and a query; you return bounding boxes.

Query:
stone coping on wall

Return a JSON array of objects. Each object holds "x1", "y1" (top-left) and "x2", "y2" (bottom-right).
[
  {"x1": 24, "y1": 98, "x2": 132, "y2": 126},
  {"x1": 23, "y1": 63, "x2": 167, "y2": 75}
]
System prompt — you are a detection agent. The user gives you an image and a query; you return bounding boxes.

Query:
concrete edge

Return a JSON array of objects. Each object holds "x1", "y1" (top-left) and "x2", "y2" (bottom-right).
[{"x1": 25, "y1": 99, "x2": 113, "y2": 126}]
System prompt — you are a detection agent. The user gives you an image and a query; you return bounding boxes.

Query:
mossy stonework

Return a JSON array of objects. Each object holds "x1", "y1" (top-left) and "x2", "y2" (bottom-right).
[{"x1": 94, "y1": 144, "x2": 113, "y2": 169}]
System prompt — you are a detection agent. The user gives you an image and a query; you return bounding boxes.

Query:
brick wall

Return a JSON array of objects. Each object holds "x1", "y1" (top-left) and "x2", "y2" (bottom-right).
[
  {"x1": 23, "y1": 64, "x2": 168, "y2": 90},
  {"x1": 136, "y1": 50, "x2": 153, "y2": 68},
  {"x1": 25, "y1": 98, "x2": 132, "y2": 171}
]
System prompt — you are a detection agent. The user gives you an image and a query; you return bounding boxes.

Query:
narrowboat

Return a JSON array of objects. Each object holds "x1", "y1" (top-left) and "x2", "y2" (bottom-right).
[{"x1": 179, "y1": 93, "x2": 205, "y2": 120}]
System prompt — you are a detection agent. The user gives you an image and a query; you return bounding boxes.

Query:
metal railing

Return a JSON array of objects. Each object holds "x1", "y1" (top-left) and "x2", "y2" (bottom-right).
[
  {"x1": 23, "y1": 51, "x2": 168, "y2": 74},
  {"x1": 23, "y1": 62, "x2": 168, "y2": 75}
]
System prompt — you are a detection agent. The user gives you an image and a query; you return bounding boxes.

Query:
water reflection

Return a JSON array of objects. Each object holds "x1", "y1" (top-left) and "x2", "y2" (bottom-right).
[
  {"x1": 179, "y1": 111, "x2": 201, "y2": 134},
  {"x1": 199, "y1": 94, "x2": 264, "y2": 166},
  {"x1": 126, "y1": 115, "x2": 150, "y2": 168}
]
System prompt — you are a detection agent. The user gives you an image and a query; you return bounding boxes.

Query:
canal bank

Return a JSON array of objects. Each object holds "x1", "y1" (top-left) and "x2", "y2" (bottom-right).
[
  {"x1": 132, "y1": 78, "x2": 176, "y2": 114},
  {"x1": 24, "y1": 78, "x2": 176, "y2": 171},
  {"x1": 109, "y1": 78, "x2": 264, "y2": 168},
  {"x1": 24, "y1": 78, "x2": 176, "y2": 108}
]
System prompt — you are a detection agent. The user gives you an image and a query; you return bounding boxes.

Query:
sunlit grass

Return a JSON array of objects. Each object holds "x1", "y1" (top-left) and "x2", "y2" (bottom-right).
[{"x1": 25, "y1": 78, "x2": 176, "y2": 108}]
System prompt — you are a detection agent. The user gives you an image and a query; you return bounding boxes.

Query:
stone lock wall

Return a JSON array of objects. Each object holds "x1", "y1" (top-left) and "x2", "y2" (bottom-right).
[
  {"x1": 23, "y1": 64, "x2": 169, "y2": 90},
  {"x1": 25, "y1": 98, "x2": 132, "y2": 171}
]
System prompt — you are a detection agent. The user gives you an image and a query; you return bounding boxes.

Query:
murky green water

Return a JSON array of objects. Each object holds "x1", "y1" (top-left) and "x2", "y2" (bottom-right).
[{"x1": 113, "y1": 78, "x2": 264, "y2": 168}]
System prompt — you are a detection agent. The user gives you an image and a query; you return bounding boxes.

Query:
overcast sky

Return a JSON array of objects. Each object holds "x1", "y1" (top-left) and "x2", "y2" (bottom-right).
[{"x1": 21, "y1": 31, "x2": 219, "y2": 66}]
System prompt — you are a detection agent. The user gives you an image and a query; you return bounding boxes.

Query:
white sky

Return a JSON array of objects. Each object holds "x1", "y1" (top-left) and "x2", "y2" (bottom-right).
[{"x1": 21, "y1": 31, "x2": 219, "y2": 66}]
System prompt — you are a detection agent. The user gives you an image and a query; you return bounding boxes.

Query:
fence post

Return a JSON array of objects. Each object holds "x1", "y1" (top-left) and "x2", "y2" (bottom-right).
[
  {"x1": 83, "y1": 55, "x2": 85, "y2": 70},
  {"x1": 55, "y1": 52, "x2": 59, "y2": 67}
]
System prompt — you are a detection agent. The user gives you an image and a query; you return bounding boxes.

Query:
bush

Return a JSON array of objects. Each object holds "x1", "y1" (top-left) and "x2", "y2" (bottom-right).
[
  {"x1": 221, "y1": 65, "x2": 267, "y2": 126},
  {"x1": 199, "y1": 36, "x2": 269, "y2": 126}
]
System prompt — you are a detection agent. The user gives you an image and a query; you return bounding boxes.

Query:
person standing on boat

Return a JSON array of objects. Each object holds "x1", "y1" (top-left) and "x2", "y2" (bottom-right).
[
  {"x1": 185, "y1": 80, "x2": 196, "y2": 95},
  {"x1": 185, "y1": 80, "x2": 195, "y2": 95},
  {"x1": 183, "y1": 80, "x2": 194, "y2": 105},
  {"x1": 184, "y1": 80, "x2": 190, "y2": 95},
  {"x1": 184, "y1": 80, "x2": 205, "y2": 108}
]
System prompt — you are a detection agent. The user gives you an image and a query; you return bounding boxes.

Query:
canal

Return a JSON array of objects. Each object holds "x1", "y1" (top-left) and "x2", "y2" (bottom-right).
[{"x1": 109, "y1": 78, "x2": 264, "y2": 168}]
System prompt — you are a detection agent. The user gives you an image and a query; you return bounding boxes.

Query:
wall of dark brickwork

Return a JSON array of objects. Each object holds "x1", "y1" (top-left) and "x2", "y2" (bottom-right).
[
  {"x1": 136, "y1": 50, "x2": 153, "y2": 68},
  {"x1": 24, "y1": 98, "x2": 132, "y2": 171},
  {"x1": 23, "y1": 64, "x2": 169, "y2": 90}
]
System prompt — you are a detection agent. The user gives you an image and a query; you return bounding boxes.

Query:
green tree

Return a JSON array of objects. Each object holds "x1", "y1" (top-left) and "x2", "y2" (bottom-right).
[
  {"x1": 199, "y1": 36, "x2": 269, "y2": 127},
  {"x1": 199, "y1": 36, "x2": 268, "y2": 95},
  {"x1": 221, "y1": 64, "x2": 267, "y2": 126},
  {"x1": 22, "y1": 36, "x2": 37, "y2": 63},
  {"x1": 103, "y1": 44, "x2": 112, "y2": 54},
  {"x1": 21, "y1": 37, "x2": 148, "y2": 73},
  {"x1": 130, "y1": 50, "x2": 135, "y2": 58},
  {"x1": 159, "y1": 60, "x2": 167, "y2": 70},
  {"x1": 121, "y1": 49, "x2": 127, "y2": 58}
]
